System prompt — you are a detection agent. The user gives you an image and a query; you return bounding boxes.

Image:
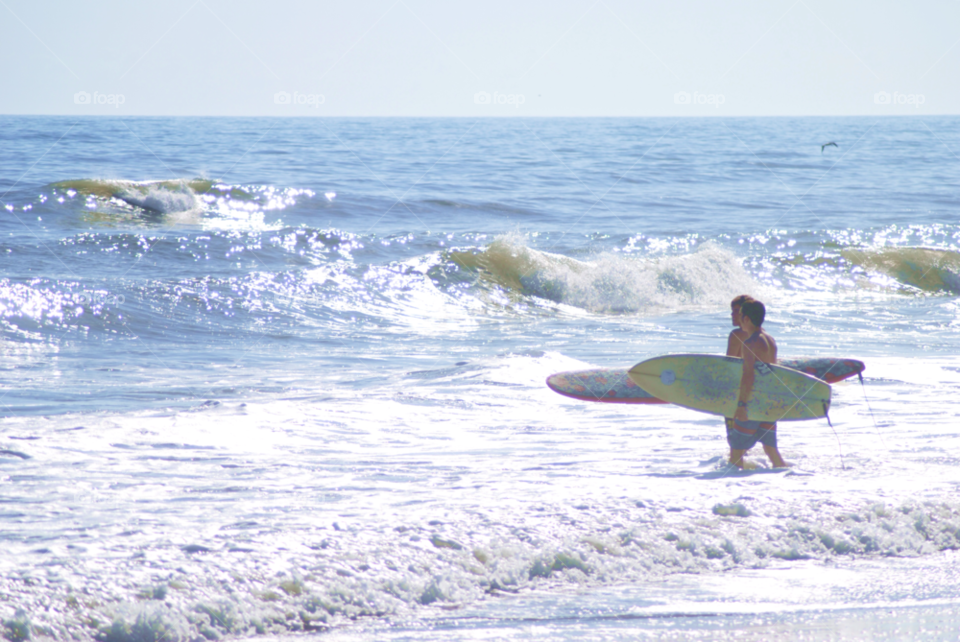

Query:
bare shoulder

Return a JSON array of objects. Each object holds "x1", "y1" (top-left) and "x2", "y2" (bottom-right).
[
  {"x1": 764, "y1": 330, "x2": 777, "y2": 350},
  {"x1": 728, "y1": 328, "x2": 748, "y2": 346},
  {"x1": 742, "y1": 329, "x2": 777, "y2": 363},
  {"x1": 758, "y1": 329, "x2": 777, "y2": 361},
  {"x1": 726, "y1": 328, "x2": 748, "y2": 357}
]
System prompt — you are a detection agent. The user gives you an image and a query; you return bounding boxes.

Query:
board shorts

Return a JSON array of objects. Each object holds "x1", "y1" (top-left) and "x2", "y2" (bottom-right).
[{"x1": 727, "y1": 419, "x2": 777, "y2": 450}]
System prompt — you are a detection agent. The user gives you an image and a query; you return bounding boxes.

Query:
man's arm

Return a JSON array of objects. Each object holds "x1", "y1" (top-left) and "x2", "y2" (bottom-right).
[{"x1": 734, "y1": 346, "x2": 755, "y2": 422}]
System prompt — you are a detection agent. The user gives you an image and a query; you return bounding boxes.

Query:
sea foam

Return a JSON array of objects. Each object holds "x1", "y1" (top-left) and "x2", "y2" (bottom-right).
[
  {"x1": 452, "y1": 233, "x2": 758, "y2": 313},
  {"x1": 117, "y1": 181, "x2": 200, "y2": 215}
]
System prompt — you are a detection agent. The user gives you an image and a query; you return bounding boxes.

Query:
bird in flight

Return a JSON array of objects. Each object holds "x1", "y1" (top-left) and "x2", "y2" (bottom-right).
[{"x1": 821, "y1": 142, "x2": 838, "y2": 154}]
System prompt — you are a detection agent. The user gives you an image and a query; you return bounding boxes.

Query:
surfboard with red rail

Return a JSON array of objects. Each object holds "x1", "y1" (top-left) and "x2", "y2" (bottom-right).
[{"x1": 547, "y1": 357, "x2": 864, "y2": 404}]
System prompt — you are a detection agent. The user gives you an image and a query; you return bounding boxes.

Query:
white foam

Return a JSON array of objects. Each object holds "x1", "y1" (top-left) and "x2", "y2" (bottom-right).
[
  {"x1": 507, "y1": 237, "x2": 759, "y2": 313},
  {"x1": 117, "y1": 181, "x2": 200, "y2": 214}
]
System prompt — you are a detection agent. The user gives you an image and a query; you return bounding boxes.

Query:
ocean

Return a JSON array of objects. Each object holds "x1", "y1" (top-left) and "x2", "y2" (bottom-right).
[{"x1": 1, "y1": 115, "x2": 959, "y2": 641}]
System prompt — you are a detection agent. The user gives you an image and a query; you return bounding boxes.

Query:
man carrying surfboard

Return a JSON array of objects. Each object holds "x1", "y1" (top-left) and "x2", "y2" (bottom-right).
[
  {"x1": 729, "y1": 299, "x2": 789, "y2": 469},
  {"x1": 725, "y1": 294, "x2": 753, "y2": 359},
  {"x1": 724, "y1": 295, "x2": 754, "y2": 435}
]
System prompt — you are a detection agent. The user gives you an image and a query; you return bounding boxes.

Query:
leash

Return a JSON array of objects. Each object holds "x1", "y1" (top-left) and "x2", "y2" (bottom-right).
[
  {"x1": 823, "y1": 401, "x2": 845, "y2": 470},
  {"x1": 857, "y1": 372, "x2": 886, "y2": 449}
]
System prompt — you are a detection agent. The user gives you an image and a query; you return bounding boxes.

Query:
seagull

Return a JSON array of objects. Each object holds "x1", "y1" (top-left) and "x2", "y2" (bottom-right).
[{"x1": 821, "y1": 142, "x2": 838, "y2": 154}]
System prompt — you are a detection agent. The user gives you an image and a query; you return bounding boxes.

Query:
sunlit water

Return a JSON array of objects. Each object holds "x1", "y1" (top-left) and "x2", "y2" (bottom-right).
[{"x1": 1, "y1": 116, "x2": 959, "y2": 641}]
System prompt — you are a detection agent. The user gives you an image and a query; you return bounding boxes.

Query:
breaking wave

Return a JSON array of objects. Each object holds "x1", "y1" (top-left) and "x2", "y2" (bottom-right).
[
  {"x1": 843, "y1": 246, "x2": 960, "y2": 293},
  {"x1": 449, "y1": 234, "x2": 758, "y2": 313}
]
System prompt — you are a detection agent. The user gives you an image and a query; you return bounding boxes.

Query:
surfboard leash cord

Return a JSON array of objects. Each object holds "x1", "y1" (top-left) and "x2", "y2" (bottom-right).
[
  {"x1": 857, "y1": 372, "x2": 886, "y2": 450},
  {"x1": 822, "y1": 401, "x2": 845, "y2": 470}
]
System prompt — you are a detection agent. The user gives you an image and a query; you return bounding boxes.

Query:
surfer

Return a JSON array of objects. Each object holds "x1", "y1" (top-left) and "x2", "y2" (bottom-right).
[
  {"x1": 725, "y1": 294, "x2": 753, "y2": 358},
  {"x1": 729, "y1": 299, "x2": 789, "y2": 468},
  {"x1": 724, "y1": 295, "x2": 754, "y2": 435}
]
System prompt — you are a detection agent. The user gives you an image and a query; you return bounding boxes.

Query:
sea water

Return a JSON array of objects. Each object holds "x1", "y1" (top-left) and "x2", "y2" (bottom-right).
[{"x1": 1, "y1": 116, "x2": 959, "y2": 641}]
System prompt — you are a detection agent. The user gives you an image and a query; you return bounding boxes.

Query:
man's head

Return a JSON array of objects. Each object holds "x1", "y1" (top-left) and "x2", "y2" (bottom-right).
[
  {"x1": 739, "y1": 300, "x2": 766, "y2": 329},
  {"x1": 730, "y1": 294, "x2": 754, "y2": 327}
]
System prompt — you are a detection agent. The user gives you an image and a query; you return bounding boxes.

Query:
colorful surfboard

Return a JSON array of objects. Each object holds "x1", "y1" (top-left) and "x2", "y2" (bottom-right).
[
  {"x1": 627, "y1": 354, "x2": 831, "y2": 421},
  {"x1": 547, "y1": 357, "x2": 862, "y2": 405}
]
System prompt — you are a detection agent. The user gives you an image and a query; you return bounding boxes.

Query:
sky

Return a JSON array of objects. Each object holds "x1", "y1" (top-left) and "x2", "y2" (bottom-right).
[{"x1": 0, "y1": 0, "x2": 958, "y2": 117}]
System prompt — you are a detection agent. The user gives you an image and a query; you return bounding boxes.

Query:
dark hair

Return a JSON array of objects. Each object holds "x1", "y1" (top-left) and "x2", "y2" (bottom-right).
[
  {"x1": 740, "y1": 300, "x2": 766, "y2": 327},
  {"x1": 731, "y1": 294, "x2": 754, "y2": 307}
]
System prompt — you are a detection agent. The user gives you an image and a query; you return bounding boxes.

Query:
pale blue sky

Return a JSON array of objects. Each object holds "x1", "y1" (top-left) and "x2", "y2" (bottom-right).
[{"x1": 1, "y1": 0, "x2": 957, "y2": 116}]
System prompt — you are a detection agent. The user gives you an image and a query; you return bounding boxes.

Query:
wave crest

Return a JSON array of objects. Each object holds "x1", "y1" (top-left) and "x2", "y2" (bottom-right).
[
  {"x1": 843, "y1": 247, "x2": 960, "y2": 293},
  {"x1": 451, "y1": 234, "x2": 758, "y2": 313},
  {"x1": 49, "y1": 178, "x2": 253, "y2": 215},
  {"x1": 115, "y1": 181, "x2": 200, "y2": 214}
]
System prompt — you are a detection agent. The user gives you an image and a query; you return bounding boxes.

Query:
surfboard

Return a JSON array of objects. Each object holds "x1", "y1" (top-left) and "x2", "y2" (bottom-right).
[
  {"x1": 547, "y1": 368, "x2": 664, "y2": 404},
  {"x1": 547, "y1": 357, "x2": 862, "y2": 405},
  {"x1": 627, "y1": 354, "x2": 831, "y2": 421}
]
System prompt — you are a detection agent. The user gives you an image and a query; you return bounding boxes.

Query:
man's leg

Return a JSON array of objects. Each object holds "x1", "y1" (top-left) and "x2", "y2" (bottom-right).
[
  {"x1": 728, "y1": 420, "x2": 761, "y2": 468},
  {"x1": 729, "y1": 448, "x2": 747, "y2": 468},
  {"x1": 762, "y1": 444, "x2": 789, "y2": 468},
  {"x1": 757, "y1": 425, "x2": 789, "y2": 468},
  {"x1": 726, "y1": 421, "x2": 745, "y2": 468}
]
